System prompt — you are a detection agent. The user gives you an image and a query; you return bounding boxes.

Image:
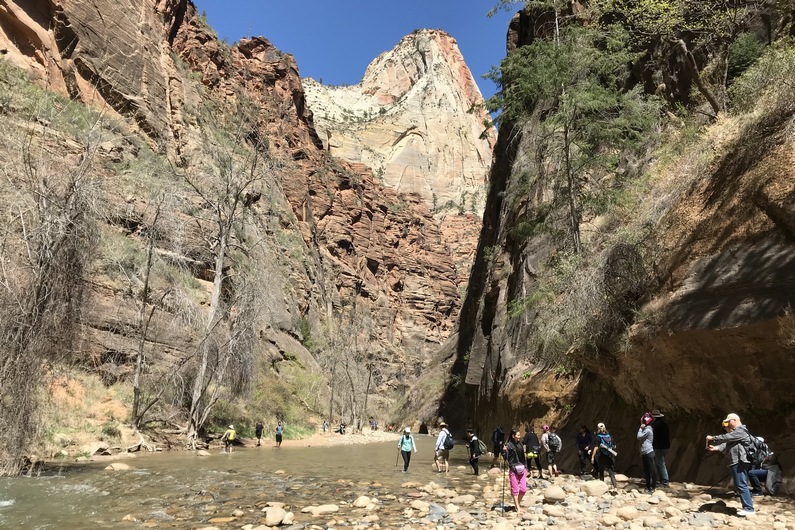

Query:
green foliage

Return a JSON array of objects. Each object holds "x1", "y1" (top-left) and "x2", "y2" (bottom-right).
[
  {"x1": 727, "y1": 32, "x2": 766, "y2": 84},
  {"x1": 100, "y1": 420, "x2": 122, "y2": 441},
  {"x1": 729, "y1": 39, "x2": 795, "y2": 113}
]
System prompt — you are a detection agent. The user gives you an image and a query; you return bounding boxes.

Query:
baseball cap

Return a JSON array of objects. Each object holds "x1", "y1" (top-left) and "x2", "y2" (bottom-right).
[{"x1": 722, "y1": 413, "x2": 740, "y2": 423}]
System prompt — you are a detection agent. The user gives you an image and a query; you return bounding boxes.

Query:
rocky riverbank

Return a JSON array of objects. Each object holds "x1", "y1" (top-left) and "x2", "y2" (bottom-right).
[{"x1": 189, "y1": 465, "x2": 794, "y2": 529}]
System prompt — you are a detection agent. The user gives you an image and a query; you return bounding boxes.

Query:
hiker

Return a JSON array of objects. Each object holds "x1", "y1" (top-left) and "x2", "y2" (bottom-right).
[
  {"x1": 750, "y1": 450, "x2": 783, "y2": 496},
  {"x1": 638, "y1": 412, "x2": 656, "y2": 493},
  {"x1": 706, "y1": 412, "x2": 755, "y2": 517},
  {"x1": 275, "y1": 421, "x2": 283, "y2": 447},
  {"x1": 434, "y1": 421, "x2": 452, "y2": 473},
  {"x1": 576, "y1": 424, "x2": 593, "y2": 476},
  {"x1": 322, "y1": 420, "x2": 328, "y2": 433},
  {"x1": 491, "y1": 426, "x2": 505, "y2": 468},
  {"x1": 540, "y1": 424, "x2": 560, "y2": 477},
  {"x1": 255, "y1": 420, "x2": 264, "y2": 446},
  {"x1": 591, "y1": 422, "x2": 618, "y2": 490},
  {"x1": 467, "y1": 428, "x2": 482, "y2": 475},
  {"x1": 522, "y1": 425, "x2": 544, "y2": 479},
  {"x1": 221, "y1": 424, "x2": 236, "y2": 453},
  {"x1": 651, "y1": 409, "x2": 670, "y2": 486},
  {"x1": 503, "y1": 429, "x2": 528, "y2": 515},
  {"x1": 397, "y1": 427, "x2": 417, "y2": 472}
]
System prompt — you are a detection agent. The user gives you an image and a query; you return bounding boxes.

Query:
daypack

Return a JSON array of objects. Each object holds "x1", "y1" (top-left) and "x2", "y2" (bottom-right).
[
  {"x1": 477, "y1": 438, "x2": 488, "y2": 456},
  {"x1": 548, "y1": 432, "x2": 562, "y2": 452},
  {"x1": 443, "y1": 431, "x2": 455, "y2": 450},
  {"x1": 743, "y1": 431, "x2": 770, "y2": 466},
  {"x1": 597, "y1": 433, "x2": 616, "y2": 457}
]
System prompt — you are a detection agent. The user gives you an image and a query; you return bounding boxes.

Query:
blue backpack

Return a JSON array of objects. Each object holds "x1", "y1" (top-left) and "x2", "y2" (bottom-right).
[{"x1": 597, "y1": 433, "x2": 616, "y2": 456}]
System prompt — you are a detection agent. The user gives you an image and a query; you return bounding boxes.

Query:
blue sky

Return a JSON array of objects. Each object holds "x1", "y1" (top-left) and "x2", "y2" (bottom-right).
[{"x1": 192, "y1": 1, "x2": 518, "y2": 100}]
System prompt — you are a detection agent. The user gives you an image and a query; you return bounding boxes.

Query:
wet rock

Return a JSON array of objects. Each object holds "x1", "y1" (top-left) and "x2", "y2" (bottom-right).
[
  {"x1": 352, "y1": 495, "x2": 370, "y2": 508},
  {"x1": 104, "y1": 462, "x2": 132, "y2": 471},
  {"x1": 409, "y1": 499, "x2": 429, "y2": 511},
  {"x1": 196, "y1": 450, "x2": 211, "y2": 456},
  {"x1": 263, "y1": 506, "x2": 287, "y2": 525}
]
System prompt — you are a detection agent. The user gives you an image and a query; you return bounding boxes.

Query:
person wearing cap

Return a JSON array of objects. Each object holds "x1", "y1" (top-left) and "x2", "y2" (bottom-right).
[
  {"x1": 221, "y1": 424, "x2": 236, "y2": 453},
  {"x1": 434, "y1": 421, "x2": 452, "y2": 473},
  {"x1": 466, "y1": 428, "x2": 482, "y2": 475},
  {"x1": 576, "y1": 424, "x2": 594, "y2": 476},
  {"x1": 650, "y1": 409, "x2": 670, "y2": 486},
  {"x1": 397, "y1": 427, "x2": 418, "y2": 472},
  {"x1": 638, "y1": 412, "x2": 656, "y2": 493},
  {"x1": 591, "y1": 422, "x2": 617, "y2": 490},
  {"x1": 540, "y1": 424, "x2": 560, "y2": 477},
  {"x1": 706, "y1": 413, "x2": 755, "y2": 517}
]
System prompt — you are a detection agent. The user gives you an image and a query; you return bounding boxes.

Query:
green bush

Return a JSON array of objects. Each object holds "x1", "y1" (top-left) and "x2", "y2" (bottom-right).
[{"x1": 727, "y1": 32, "x2": 766, "y2": 85}]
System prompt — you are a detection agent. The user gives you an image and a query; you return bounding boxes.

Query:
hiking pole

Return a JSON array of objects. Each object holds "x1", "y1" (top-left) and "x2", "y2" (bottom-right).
[
  {"x1": 395, "y1": 449, "x2": 400, "y2": 469},
  {"x1": 501, "y1": 457, "x2": 507, "y2": 513}
]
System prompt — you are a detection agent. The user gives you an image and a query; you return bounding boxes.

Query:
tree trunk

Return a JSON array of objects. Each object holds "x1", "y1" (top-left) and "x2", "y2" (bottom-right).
[{"x1": 677, "y1": 39, "x2": 722, "y2": 118}]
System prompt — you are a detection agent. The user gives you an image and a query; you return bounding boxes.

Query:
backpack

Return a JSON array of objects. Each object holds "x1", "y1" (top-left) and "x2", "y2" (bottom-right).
[
  {"x1": 597, "y1": 433, "x2": 615, "y2": 456},
  {"x1": 548, "y1": 432, "x2": 561, "y2": 452},
  {"x1": 744, "y1": 432, "x2": 770, "y2": 466},
  {"x1": 443, "y1": 431, "x2": 455, "y2": 450},
  {"x1": 477, "y1": 438, "x2": 488, "y2": 456}
]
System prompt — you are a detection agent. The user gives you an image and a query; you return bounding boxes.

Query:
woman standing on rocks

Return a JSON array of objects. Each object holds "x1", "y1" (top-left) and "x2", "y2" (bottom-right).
[
  {"x1": 503, "y1": 429, "x2": 528, "y2": 515},
  {"x1": 591, "y1": 422, "x2": 618, "y2": 491},
  {"x1": 397, "y1": 427, "x2": 417, "y2": 472},
  {"x1": 638, "y1": 413, "x2": 656, "y2": 493}
]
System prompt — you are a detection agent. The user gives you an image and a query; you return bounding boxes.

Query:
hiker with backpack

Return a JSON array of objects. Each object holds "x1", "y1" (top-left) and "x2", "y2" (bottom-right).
[
  {"x1": 591, "y1": 422, "x2": 618, "y2": 491},
  {"x1": 541, "y1": 424, "x2": 561, "y2": 477},
  {"x1": 466, "y1": 427, "x2": 484, "y2": 475},
  {"x1": 706, "y1": 412, "x2": 755, "y2": 517},
  {"x1": 522, "y1": 424, "x2": 544, "y2": 479},
  {"x1": 746, "y1": 435, "x2": 781, "y2": 496},
  {"x1": 434, "y1": 421, "x2": 453, "y2": 473}
]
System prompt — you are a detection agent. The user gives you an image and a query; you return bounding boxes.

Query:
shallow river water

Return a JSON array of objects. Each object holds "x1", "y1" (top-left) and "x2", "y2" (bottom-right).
[{"x1": 0, "y1": 434, "x2": 480, "y2": 528}]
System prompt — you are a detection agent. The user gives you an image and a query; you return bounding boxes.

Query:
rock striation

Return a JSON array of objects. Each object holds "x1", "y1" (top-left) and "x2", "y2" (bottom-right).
[{"x1": 304, "y1": 29, "x2": 496, "y2": 217}]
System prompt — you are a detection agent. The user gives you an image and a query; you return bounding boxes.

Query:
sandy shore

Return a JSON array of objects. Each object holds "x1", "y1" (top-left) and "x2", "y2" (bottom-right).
[{"x1": 249, "y1": 428, "x2": 401, "y2": 449}]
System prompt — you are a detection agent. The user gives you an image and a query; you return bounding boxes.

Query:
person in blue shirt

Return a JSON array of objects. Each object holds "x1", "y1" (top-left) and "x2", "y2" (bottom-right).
[
  {"x1": 275, "y1": 421, "x2": 283, "y2": 447},
  {"x1": 397, "y1": 427, "x2": 418, "y2": 472}
]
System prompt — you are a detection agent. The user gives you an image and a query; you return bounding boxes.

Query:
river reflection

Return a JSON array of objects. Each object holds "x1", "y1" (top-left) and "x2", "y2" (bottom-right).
[{"x1": 0, "y1": 434, "x2": 482, "y2": 528}]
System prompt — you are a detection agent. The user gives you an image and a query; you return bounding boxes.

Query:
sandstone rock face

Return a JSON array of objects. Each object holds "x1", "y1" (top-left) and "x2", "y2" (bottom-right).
[
  {"x1": 0, "y1": 0, "x2": 472, "y2": 416},
  {"x1": 304, "y1": 29, "x2": 496, "y2": 217},
  {"x1": 440, "y1": 3, "x2": 795, "y2": 488}
]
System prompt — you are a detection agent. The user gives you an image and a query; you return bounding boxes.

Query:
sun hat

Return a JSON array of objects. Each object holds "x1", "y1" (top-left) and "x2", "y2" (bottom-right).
[
  {"x1": 439, "y1": 421, "x2": 447, "y2": 427},
  {"x1": 404, "y1": 427, "x2": 410, "y2": 433},
  {"x1": 651, "y1": 409, "x2": 664, "y2": 417},
  {"x1": 723, "y1": 412, "x2": 740, "y2": 422},
  {"x1": 597, "y1": 422, "x2": 606, "y2": 431},
  {"x1": 229, "y1": 425, "x2": 234, "y2": 429},
  {"x1": 542, "y1": 424, "x2": 550, "y2": 431}
]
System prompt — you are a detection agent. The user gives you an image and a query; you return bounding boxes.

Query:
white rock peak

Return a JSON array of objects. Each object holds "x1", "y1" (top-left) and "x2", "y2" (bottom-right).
[{"x1": 303, "y1": 29, "x2": 496, "y2": 216}]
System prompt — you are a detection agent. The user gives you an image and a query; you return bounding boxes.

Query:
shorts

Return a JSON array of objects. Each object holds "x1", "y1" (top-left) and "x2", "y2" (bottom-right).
[
  {"x1": 547, "y1": 451, "x2": 558, "y2": 465},
  {"x1": 510, "y1": 467, "x2": 527, "y2": 496},
  {"x1": 276, "y1": 434, "x2": 283, "y2": 443},
  {"x1": 435, "y1": 449, "x2": 450, "y2": 461}
]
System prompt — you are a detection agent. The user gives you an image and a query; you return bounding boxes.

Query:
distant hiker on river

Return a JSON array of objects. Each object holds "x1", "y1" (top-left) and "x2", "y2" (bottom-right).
[
  {"x1": 576, "y1": 424, "x2": 593, "y2": 476},
  {"x1": 591, "y1": 422, "x2": 617, "y2": 491},
  {"x1": 541, "y1": 424, "x2": 561, "y2": 477},
  {"x1": 397, "y1": 427, "x2": 417, "y2": 472},
  {"x1": 522, "y1": 425, "x2": 544, "y2": 479},
  {"x1": 467, "y1": 428, "x2": 482, "y2": 475},
  {"x1": 221, "y1": 425, "x2": 236, "y2": 453},
  {"x1": 651, "y1": 409, "x2": 670, "y2": 486},
  {"x1": 503, "y1": 429, "x2": 528, "y2": 516},
  {"x1": 275, "y1": 421, "x2": 283, "y2": 447},
  {"x1": 255, "y1": 420, "x2": 264, "y2": 446},
  {"x1": 434, "y1": 421, "x2": 452, "y2": 473},
  {"x1": 638, "y1": 412, "x2": 656, "y2": 493},
  {"x1": 706, "y1": 413, "x2": 755, "y2": 517}
]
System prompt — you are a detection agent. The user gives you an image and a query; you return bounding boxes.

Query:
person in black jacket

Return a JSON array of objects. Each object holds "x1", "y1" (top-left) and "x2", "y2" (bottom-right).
[
  {"x1": 466, "y1": 428, "x2": 482, "y2": 475},
  {"x1": 650, "y1": 409, "x2": 670, "y2": 486},
  {"x1": 503, "y1": 429, "x2": 528, "y2": 515},
  {"x1": 491, "y1": 426, "x2": 505, "y2": 468},
  {"x1": 522, "y1": 424, "x2": 544, "y2": 479},
  {"x1": 576, "y1": 424, "x2": 593, "y2": 475}
]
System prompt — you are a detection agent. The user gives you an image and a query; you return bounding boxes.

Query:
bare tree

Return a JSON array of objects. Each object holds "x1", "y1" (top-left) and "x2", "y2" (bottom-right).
[
  {"x1": 178, "y1": 123, "x2": 265, "y2": 444},
  {"x1": 0, "y1": 117, "x2": 99, "y2": 475}
]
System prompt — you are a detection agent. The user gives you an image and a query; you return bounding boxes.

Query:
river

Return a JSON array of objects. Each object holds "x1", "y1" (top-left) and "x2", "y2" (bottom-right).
[{"x1": 0, "y1": 434, "x2": 484, "y2": 528}]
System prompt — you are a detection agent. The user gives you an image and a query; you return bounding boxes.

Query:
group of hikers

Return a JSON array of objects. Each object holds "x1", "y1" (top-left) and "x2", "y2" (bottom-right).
[
  {"x1": 396, "y1": 410, "x2": 782, "y2": 517},
  {"x1": 220, "y1": 420, "x2": 283, "y2": 452}
]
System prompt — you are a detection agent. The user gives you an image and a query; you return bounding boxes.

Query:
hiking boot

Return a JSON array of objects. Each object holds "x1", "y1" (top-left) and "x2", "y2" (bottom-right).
[{"x1": 736, "y1": 510, "x2": 756, "y2": 517}]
